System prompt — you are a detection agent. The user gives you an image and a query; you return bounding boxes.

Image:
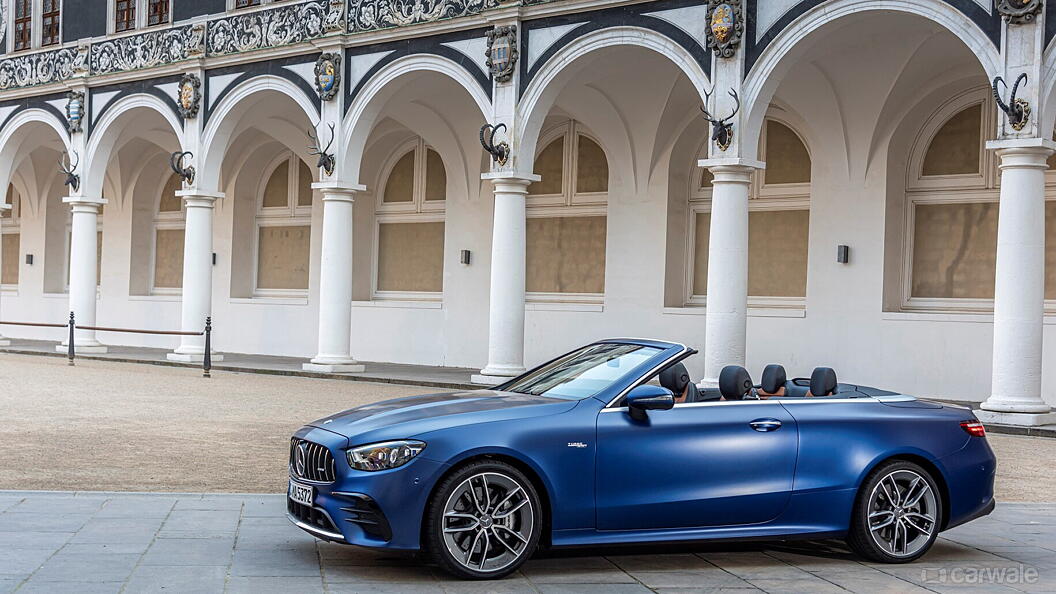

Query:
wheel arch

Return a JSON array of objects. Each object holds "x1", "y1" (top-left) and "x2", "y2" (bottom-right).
[
  {"x1": 419, "y1": 450, "x2": 556, "y2": 548},
  {"x1": 854, "y1": 452, "x2": 952, "y2": 531}
]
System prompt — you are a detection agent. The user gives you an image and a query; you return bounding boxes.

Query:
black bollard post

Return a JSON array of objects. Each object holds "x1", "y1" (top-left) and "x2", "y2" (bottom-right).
[
  {"x1": 67, "y1": 311, "x2": 75, "y2": 366},
  {"x1": 203, "y1": 316, "x2": 212, "y2": 378}
]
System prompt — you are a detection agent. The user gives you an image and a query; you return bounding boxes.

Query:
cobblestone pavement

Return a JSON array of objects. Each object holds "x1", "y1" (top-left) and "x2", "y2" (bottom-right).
[{"x1": 0, "y1": 492, "x2": 1051, "y2": 593}]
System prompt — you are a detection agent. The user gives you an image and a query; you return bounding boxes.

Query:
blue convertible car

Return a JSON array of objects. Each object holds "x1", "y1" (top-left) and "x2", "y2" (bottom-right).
[{"x1": 287, "y1": 339, "x2": 996, "y2": 579}]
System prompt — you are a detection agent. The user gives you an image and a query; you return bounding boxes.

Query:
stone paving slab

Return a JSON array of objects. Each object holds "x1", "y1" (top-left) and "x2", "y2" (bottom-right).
[{"x1": 0, "y1": 491, "x2": 1052, "y2": 593}]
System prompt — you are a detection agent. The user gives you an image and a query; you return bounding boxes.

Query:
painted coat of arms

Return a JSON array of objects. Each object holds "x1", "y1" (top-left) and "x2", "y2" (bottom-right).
[
  {"x1": 705, "y1": 0, "x2": 743, "y2": 58},
  {"x1": 65, "y1": 91, "x2": 84, "y2": 134},
  {"x1": 996, "y1": 0, "x2": 1042, "y2": 24},
  {"x1": 315, "y1": 53, "x2": 341, "y2": 101},
  {"x1": 176, "y1": 73, "x2": 201, "y2": 119},
  {"x1": 486, "y1": 25, "x2": 518, "y2": 83}
]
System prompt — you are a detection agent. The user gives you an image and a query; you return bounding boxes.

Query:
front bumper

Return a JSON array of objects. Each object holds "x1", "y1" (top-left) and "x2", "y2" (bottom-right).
[{"x1": 286, "y1": 425, "x2": 449, "y2": 550}]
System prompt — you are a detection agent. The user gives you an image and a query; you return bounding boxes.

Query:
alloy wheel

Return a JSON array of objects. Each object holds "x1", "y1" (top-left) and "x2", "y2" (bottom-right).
[
  {"x1": 441, "y1": 471, "x2": 535, "y2": 573},
  {"x1": 866, "y1": 468, "x2": 938, "y2": 557}
]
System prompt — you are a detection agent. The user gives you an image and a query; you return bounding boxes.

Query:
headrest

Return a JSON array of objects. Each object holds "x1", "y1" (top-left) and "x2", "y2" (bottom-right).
[
  {"x1": 719, "y1": 365, "x2": 753, "y2": 400},
  {"x1": 760, "y1": 364, "x2": 787, "y2": 394},
  {"x1": 810, "y1": 367, "x2": 838, "y2": 396},
  {"x1": 659, "y1": 363, "x2": 691, "y2": 394}
]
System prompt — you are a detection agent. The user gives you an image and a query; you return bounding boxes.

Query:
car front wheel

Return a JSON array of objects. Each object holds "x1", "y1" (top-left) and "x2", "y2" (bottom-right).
[
  {"x1": 847, "y1": 460, "x2": 942, "y2": 563},
  {"x1": 424, "y1": 460, "x2": 542, "y2": 579}
]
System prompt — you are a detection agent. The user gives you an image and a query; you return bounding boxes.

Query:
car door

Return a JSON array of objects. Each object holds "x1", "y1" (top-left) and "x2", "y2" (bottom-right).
[{"x1": 595, "y1": 401, "x2": 798, "y2": 530}]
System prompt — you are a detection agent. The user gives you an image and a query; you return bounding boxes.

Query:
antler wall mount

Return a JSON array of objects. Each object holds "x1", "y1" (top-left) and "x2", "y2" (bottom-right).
[
  {"x1": 308, "y1": 122, "x2": 337, "y2": 176},
  {"x1": 60, "y1": 150, "x2": 80, "y2": 192},
  {"x1": 700, "y1": 87, "x2": 740, "y2": 151},
  {"x1": 993, "y1": 73, "x2": 1031, "y2": 132},
  {"x1": 170, "y1": 151, "x2": 196, "y2": 185},
  {"x1": 479, "y1": 123, "x2": 510, "y2": 166}
]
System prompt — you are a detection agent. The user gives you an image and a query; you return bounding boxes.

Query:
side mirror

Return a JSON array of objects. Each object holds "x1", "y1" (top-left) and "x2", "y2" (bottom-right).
[{"x1": 625, "y1": 385, "x2": 675, "y2": 420}]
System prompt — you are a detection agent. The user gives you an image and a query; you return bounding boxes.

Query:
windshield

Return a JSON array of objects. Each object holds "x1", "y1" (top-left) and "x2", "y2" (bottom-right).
[{"x1": 504, "y1": 343, "x2": 663, "y2": 400}]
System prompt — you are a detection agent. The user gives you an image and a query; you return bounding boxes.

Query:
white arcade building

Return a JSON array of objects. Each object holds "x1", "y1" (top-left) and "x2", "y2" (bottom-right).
[{"x1": 0, "y1": 0, "x2": 1055, "y2": 425}]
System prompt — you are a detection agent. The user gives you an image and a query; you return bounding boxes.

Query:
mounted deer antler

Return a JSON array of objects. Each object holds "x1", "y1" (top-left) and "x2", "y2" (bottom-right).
[
  {"x1": 59, "y1": 150, "x2": 80, "y2": 192},
  {"x1": 700, "y1": 87, "x2": 741, "y2": 151},
  {"x1": 169, "y1": 151, "x2": 195, "y2": 185},
  {"x1": 993, "y1": 73, "x2": 1031, "y2": 131},
  {"x1": 479, "y1": 123, "x2": 510, "y2": 166},
  {"x1": 308, "y1": 122, "x2": 336, "y2": 176}
]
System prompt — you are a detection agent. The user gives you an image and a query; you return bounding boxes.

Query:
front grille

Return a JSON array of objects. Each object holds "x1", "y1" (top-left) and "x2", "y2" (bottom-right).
[{"x1": 289, "y1": 438, "x2": 336, "y2": 483}]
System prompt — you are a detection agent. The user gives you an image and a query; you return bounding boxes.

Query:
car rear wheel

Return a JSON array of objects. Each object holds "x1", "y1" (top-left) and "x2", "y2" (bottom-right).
[
  {"x1": 424, "y1": 460, "x2": 542, "y2": 580},
  {"x1": 847, "y1": 460, "x2": 942, "y2": 563}
]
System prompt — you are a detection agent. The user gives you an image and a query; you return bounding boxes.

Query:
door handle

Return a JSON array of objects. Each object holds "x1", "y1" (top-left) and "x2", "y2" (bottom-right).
[{"x1": 749, "y1": 418, "x2": 782, "y2": 432}]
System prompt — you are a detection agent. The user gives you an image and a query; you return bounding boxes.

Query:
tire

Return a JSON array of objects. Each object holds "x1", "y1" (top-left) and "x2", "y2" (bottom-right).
[
  {"x1": 847, "y1": 460, "x2": 943, "y2": 563},
  {"x1": 424, "y1": 460, "x2": 542, "y2": 580}
]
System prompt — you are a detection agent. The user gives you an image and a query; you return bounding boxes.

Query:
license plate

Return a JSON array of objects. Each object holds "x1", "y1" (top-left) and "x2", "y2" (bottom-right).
[{"x1": 288, "y1": 480, "x2": 313, "y2": 507}]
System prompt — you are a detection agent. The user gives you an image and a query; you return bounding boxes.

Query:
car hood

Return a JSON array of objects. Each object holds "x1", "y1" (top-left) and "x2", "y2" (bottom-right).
[{"x1": 306, "y1": 390, "x2": 580, "y2": 441}]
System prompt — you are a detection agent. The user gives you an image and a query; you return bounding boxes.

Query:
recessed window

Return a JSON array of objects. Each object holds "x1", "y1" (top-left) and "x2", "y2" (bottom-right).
[
  {"x1": 115, "y1": 0, "x2": 136, "y2": 31},
  {"x1": 2, "y1": 185, "x2": 21, "y2": 287},
  {"x1": 375, "y1": 138, "x2": 446, "y2": 298},
  {"x1": 13, "y1": 0, "x2": 32, "y2": 51},
  {"x1": 147, "y1": 0, "x2": 169, "y2": 25},
  {"x1": 41, "y1": 0, "x2": 61, "y2": 46},
  {"x1": 254, "y1": 154, "x2": 313, "y2": 295},
  {"x1": 922, "y1": 104, "x2": 982, "y2": 177},
  {"x1": 152, "y1": 174, "x2": 184, "y2": 292}
]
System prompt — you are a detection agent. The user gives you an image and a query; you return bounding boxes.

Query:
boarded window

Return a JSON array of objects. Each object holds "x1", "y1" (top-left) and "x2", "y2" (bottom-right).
[
  {"x1": 575, "y1": 136, "x2": 608, "y2": 193},
  {"x1": 376, "y1": 222, "x2": 445, "y2": 292},
  {"x1": 2, "y1": 234, "x2": 18, "y2": 284},
  {"x1": 764, "y1": 121, "x2": 811, "y2": 184},
  {"x1": 922, "y1": 105, "x2": 982, "y2": 176},
  {"x1": 526, "y1": 216, "x2": 606, "y2": 294},
  {"x1": 256, "y1": 226, "x2": 310, "y2": 290},
  {"x1": 530, "y1": 137, "x2": 564, "y2": 195},
  {"x1": 425, "y1": 149, "x2": 446, "y2": 202},
  {"x1": 297, "y1": 161, "x2": 313, "y2": 207},
  {"x1": 693, "y1": 211, "x2": 810, "y2": 297},
  {"x1": 153, "y1": 229, "x2": 184, "y2": 289},
  {"x1": 262, "y1": 162, "x2": 289, "y2": 208},
  {"x1": 383, "y1": 151, "x2": 415, "y2": 204},
  {"x1": 911, "y1": 202, "x2": 997, "y2": 298},
  {"x1": 159, "y1": 174, "x2": 182, "y2": 213}
]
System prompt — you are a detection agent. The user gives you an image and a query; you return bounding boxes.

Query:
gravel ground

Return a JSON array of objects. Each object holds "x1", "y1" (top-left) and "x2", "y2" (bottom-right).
[{"x1": 0, "y1": 353, "x2": 1051, "y2": 501}]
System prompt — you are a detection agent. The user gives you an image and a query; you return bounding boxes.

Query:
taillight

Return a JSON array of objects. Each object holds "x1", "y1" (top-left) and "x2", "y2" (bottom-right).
[{"x1": 960, "y1": 420, "x2": 986, "y2": 437}]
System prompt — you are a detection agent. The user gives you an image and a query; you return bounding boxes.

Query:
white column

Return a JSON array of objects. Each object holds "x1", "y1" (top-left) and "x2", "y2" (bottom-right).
[
  {"x1": 473, "y1": 173, "x2": 538, "y2": 385},
  {"x1": 698, "y1": 160, "x2": 763, "y2": 383},
  {"x1": 168, "y1": 191, "x2": 223, "y2": 362},
  {"x1": 304, "y1": 184, "x2": 365, "y2": 373},
  {"x1": 0, "y1": 201, "x2": 10, "y2": 346},
  {"x1": 977, "y1": 140, "x2": 1056, "y2": 426},
  {"x1": 59, "y1": 197, "x2": 107, "y2": 353}
]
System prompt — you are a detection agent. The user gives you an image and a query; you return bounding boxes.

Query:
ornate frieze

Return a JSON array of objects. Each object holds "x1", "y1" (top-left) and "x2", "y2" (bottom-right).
[
  {"x1": 0, "y1": 45, "x2": 85, "y2": 90},
  {"x1": 91, "y1": 25, "x2": 204, "y2": 76},
  {"x1": 348, "y1": 0, "x2": 501, "y2": 33},
  {"x1": 207, "y1": 0, "x2": 343, "y2": 57}
]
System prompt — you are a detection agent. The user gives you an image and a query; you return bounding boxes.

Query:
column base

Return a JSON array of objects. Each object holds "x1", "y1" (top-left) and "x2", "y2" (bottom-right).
[
  {"x1": 471, "y1": 373, "x2": 521, "y2": 386},
  {"x1": 302, "y1": 362, "x2": 365, "y2": 373},
  {"x1": 167, "y1": 352, "x2": 225, "y2": 363},
  {"x1": 57, "y1": 343, "x2": 108, "y2": 354},
  {"x1": 975, "y1": 409, "x2": 1056, "y2": 427}
]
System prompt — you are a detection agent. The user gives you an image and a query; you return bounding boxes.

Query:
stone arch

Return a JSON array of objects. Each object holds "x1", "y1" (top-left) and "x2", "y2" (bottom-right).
[
  {"x1": 82, "y1": 93, "x2": 185, "y2": 199},
  {"x1": 0, "y1": 109, "x2": 70, "y2": 208},
  {"x1": 517, "y1": 26, "x2": 711, "y2": 171},
  {"x1": 341, "y1": 53, "x2": 491, "y2": 185},
  {"x1": 742, "y1": 0, "x2": 1001, "y2": 162},
  {"x1": 199, "y1": 75, "x2": 320, "y2": 192}
]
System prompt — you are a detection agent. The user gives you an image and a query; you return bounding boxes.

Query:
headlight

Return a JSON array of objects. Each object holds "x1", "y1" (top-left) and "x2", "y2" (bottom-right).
[{"x1": 346, "y1": 440, "x2": 426, "y2": 472}]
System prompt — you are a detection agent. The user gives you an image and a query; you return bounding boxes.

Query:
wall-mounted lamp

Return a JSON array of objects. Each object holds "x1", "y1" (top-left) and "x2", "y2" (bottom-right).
[
  {"x1": 212, "y1": 252, "x2": 217, "y2": 266},
  {"x1": 460, "y1": 249, "x2": 471, "y2": 265},
  {"x1": 837, "y1": 245, "x2": 850, "y2": 264}
]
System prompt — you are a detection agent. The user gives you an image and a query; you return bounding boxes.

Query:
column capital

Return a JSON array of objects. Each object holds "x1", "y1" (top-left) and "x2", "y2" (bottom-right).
[
  {"x1": 62, "y1": 196, "x2": 107, "y2": 210},
  {"x1": 697, "y1": 157, "x2": 766, "y2": 171},
  {"x1": 176, "y1": 190, "x2": 224, "y2": 208},
  {"x1": 985, "y1": 138, "x2": 1056, "y2": 163},
  {"x1": 481, "y1": 171, "x2": 540, "y2": 184},
  {"x1": 312, "y1": 182, "x2": 366, "y2": 202}
]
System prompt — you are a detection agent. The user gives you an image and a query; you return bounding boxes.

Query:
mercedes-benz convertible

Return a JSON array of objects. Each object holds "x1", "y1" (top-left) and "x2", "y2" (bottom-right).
[{"x1": 286, "y1": 339, "x2": 996, "y2": 579}]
